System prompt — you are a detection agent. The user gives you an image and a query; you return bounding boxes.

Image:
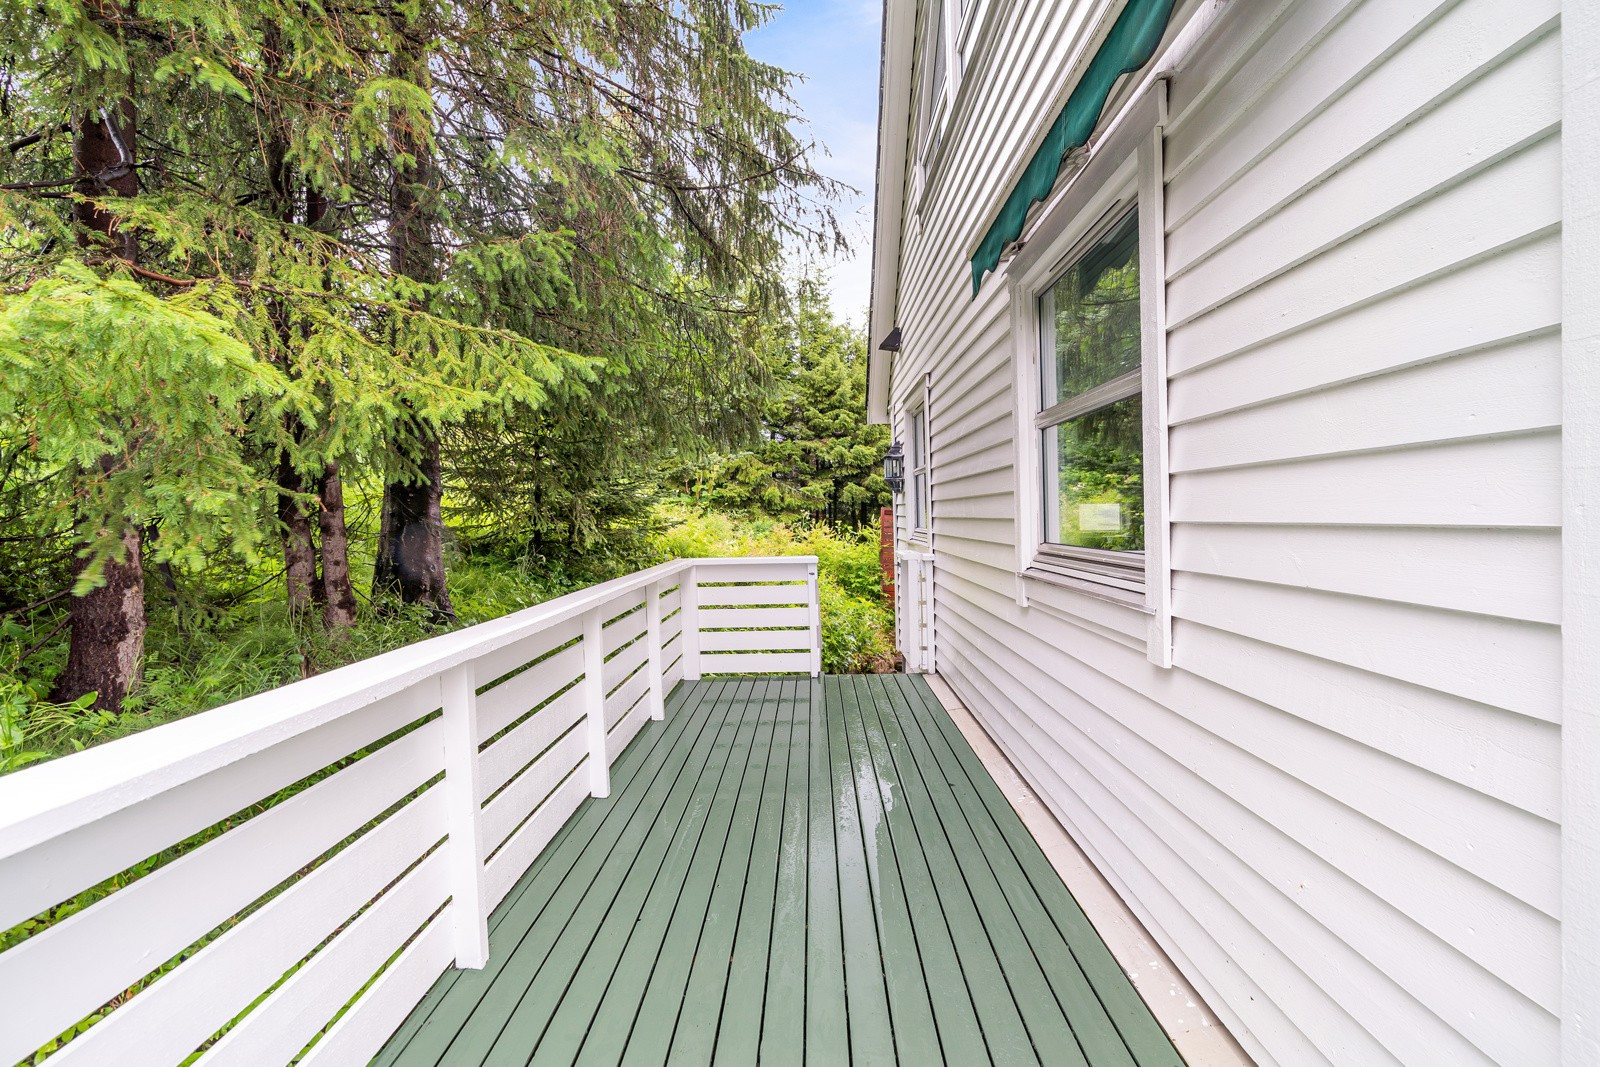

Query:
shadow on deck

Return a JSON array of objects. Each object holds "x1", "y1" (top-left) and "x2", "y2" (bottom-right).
[{"x1": 374, "y1": 675, "x2": 1180, "y2": 1066}]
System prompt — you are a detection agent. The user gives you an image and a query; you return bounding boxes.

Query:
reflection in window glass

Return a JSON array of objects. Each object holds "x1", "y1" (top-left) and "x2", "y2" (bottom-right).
[
  {"x1": 910, "y1": 406, "x2": 930, "y2": 531},
  {"x1": 1039, "y1": 208, "x2": 1143, "y2": 553},
  {"x1": 1041, "y1": 210, "x2": 1141, "y2": 406},
  {"x1": 1042, "y1": 395, "x2": 1144, "y2": 551}
]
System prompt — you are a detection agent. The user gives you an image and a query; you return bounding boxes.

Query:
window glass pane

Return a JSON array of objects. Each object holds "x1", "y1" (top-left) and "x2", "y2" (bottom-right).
[
  {"x1": 913, "y1": 472, "x2": 928, "y2": 528},
  {"x1": 1042, "y1": 394, "x2": 1144, "y2": 551},
  {"x1": 1041, "y1": 210, "x2": 1140, "y2": 406},
  {"x1": 917, "y1": 2, "x2": 945, "y2": 155}
]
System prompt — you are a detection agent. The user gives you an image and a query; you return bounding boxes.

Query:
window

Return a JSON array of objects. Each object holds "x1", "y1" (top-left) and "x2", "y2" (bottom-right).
[
  {"x1": 909, "y1": 403, "x2": 930, "y2": 534},
  {"x1": 1038, "y1": 208, "x2": 1144, "y2": 574},
  {"x1": 1005, "y1": 99, "x2": 1171, "y2": 664},
  {"x1": 915, "y1": 0, "x2": 957, "y2": 172}
]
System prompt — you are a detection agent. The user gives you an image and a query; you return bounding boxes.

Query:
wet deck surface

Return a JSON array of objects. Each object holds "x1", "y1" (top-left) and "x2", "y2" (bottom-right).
[{"x1": 374, "y1": 675, "x2": 1180, "y2": 1066}]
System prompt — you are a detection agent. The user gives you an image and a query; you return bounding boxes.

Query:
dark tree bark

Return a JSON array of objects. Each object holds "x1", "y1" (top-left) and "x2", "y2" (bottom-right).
[
  {"x1": 373, "y1": 427, "x2": 454, "y2": 619},
  {"x1": 73, "y1": 102, "x2": 137, "y2": 260},
  {"x1": 263, "y1": 95, "x2": 320, "y2": 617},
  {"x1": 302, "y1": 180, "x2": 341, "y2": 616},
  {"x1": 53, "y1": 69, "x2": 145, "y2": 712},
  {"x1": 318, "y1": 461, "x2": 359, "y2": 629},
  {"x1": 277, "y1": 444, "x2": 317, "y2": 616},
  {"x1": 53, "y1": 525, "x2": 144, "y2": 712},
  {"x1": 372, "y1": 24, "x2": 453, "y2": 618}
]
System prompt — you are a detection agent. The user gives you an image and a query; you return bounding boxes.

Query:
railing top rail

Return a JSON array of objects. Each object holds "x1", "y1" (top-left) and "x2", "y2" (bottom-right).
[{"x1": 0, "y1": 555, "x2": 816, "y2": 859}]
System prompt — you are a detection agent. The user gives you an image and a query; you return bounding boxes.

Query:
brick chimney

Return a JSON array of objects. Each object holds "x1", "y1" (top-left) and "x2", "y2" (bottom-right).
[{"x1": 880, "y1": 506, "x2": 895, "y2": 600}]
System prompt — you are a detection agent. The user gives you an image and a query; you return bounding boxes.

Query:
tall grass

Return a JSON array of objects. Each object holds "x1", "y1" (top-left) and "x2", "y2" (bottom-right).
[{"x1": 1, "y1": 506, "x2": 894, "y2": 771}]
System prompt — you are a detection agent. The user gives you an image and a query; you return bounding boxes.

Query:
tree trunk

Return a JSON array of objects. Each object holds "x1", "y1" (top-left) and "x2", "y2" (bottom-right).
[
  {"x1": 54, "y1": 73, "x2": 145, "y2": 713},
  {"x1": 52, "y1": 526, "x2": 144, "y2": 711},
  {"x1": 373, "y1": 24, "x2": 453, "y2": 617},
  {"x1": 318, "y1": 461, "x2": 359, "y2": 629},
  {"x1": 373, "y1": 428, "x2": 454, "y2": 619},
  {"x1": 262, "y1": 102, "x2": 321, "y2": 617},
  {"x1": 304, "y1": 181, "x2": 336, "y2": 614},
  {"x1": 278, "y1": 448, "x2": 317, "y2": 615},
  {"x1": 74, "y1": 102, "x2": 137, "y2": 260}
]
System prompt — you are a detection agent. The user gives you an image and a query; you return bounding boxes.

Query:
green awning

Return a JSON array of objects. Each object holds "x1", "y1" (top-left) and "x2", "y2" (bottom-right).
[{"x1": 970, "y1": 0, "x2": 1177, "y2": 296}]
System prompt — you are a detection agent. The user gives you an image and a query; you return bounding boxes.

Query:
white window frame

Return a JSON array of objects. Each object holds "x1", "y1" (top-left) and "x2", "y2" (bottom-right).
[
  {"x1": 913, "y1": 0, "x2": 962, "y2": 192},
  {"x1": 905, "y1": 377, "x2": 932, "y2": 543},
  {"x1": 1007, "y1": 121, "x2": 1173, "y2": 667}
]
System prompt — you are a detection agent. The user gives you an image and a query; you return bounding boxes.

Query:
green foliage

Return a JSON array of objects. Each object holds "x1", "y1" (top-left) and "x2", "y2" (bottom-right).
[
  {"x1": 816, "y1": 579, "x2": 895, "y2": 677},
  {"x1": 652, "y1": 504, "x2": 894, "y2": 673},
  {"x1": 683, "y1": 281, "x2": 890, "y2": 527},
  {"x1": 0, "y1": 263, "x2": 290, "y2": 587},
  {"x1": 0, "y1": 0, "x2": 874, "y2": 749},
  {"x1": 0, "y1": 617, "x2": 103, "y2": 772},
  {"x1": 0, "y1": 502, "x2": 895, "y2": 774}
]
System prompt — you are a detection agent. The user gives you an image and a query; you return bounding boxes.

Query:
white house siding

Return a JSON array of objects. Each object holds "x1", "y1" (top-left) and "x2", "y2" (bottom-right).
[{"x1": 885, "y1": 0, "x2": 1564, "y2": 1062}]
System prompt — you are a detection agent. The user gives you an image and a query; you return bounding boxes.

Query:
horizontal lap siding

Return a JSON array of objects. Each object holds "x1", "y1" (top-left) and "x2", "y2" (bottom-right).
[{"x1": 890, "y1": 0, "x2": 1563, "y2": 1063}]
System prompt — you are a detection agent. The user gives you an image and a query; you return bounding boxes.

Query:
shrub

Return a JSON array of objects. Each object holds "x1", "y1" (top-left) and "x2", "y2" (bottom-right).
[{"x1": 650, "y1": 502, "x2": 894, "y2": 674}]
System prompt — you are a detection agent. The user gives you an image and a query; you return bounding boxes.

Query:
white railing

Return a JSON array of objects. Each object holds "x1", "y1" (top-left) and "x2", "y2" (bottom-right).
[{"x1": 0, "y1": 556, "x2": 820, "y2": 1066}]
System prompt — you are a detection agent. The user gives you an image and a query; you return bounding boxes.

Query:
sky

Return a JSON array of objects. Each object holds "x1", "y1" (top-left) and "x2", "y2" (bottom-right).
[{"x1": 744, "y1": 0, "x2": 885, "y2": 326}]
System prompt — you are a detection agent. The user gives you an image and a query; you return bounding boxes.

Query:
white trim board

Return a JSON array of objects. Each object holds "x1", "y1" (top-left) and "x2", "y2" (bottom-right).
[{"x1": 1561, "y1": 0, "x2": 1600, "y2": 1060}]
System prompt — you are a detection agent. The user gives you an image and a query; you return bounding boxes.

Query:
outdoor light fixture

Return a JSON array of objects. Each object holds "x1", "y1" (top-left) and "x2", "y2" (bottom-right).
[{"x1": 883, "y1": 441, "x2": 905, "y2": 494}]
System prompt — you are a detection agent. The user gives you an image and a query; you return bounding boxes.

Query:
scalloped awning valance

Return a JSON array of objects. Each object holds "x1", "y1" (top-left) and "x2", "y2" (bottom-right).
[{"x1": 970, "y1": 0, "x2": 1177, "y2": 296}]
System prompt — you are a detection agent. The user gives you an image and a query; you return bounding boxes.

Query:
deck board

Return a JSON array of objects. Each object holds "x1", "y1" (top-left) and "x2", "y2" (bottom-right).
[
  {"x1": 553, "y1": 678, "x2": 755, "y2": 1065},
  {"x1": 375, "y1": 675, "x2": 1181, "y2": 1066}
]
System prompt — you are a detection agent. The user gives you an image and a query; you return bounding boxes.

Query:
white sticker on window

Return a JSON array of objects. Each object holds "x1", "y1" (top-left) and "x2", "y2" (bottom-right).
[{"x1": 1078, "y1": 503, "x2": 1123, "y2": 532}]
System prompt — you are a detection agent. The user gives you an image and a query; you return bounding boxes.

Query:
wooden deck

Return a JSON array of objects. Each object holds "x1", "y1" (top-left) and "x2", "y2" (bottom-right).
[{"x1": 373, "y1": 675, "x2": 1180, "y2": 1066}]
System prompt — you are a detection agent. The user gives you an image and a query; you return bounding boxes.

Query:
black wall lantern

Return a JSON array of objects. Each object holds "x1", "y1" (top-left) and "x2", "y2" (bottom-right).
[{"x1": 883, "y1": 441, "x2": 905, "y2": 494}]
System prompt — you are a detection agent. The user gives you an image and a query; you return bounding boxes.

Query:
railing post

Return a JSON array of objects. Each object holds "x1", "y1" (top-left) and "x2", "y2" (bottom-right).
[
  {"x1": 682, "y1": 566, "x2": 701, "y2": 681},
  {"x1": 807, "y1": 560, "x2": 822, "y2": 677},
  {"x1": 583, "y1": 607, "x2": 611, "y2": 798},
  {"x1": 440, "y1": 663, "x2": 489, "y2": 969},
  {"x1": 645, "y1": 581, "x2": 666, "y2": 720}
]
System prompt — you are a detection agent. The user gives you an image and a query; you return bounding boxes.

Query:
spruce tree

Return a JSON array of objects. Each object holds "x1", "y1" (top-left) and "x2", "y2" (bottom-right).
[{"x1": 697, "y1": 280, "x2": 889, "y2": 526}]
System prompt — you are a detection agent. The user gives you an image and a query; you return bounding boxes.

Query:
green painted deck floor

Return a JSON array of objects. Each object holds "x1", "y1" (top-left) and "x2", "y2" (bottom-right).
[{"x1": 374, "y1": 675, "x2": 1180, "y2": 1067}]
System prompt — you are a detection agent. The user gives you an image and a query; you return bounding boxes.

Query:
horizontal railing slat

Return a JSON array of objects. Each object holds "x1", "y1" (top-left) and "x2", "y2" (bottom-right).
[
  {"x1": 602, "y1": 606, "x2": 648, "y2": 657},
  {"x1": 698, "y1": 629, "x2": 813, "y2": 653},
  {"x1": 194, "y1": 841, "x2": 450, "y2": 1067},
  {"x1": 602, "y1": 640, "x2": 649, "y2": 694},
  {"x1": 0, "y1": 717, "x2": 445, "y2": 1066},
  {"x1": 482, "y1": 729, "x2": 590, "y2": 855},
  {"x1": 698, "y1": 606, "x2": 811, "y2": 630},
  {"x1": 0, "y1": 682, "x2": 441, "y2": 933},
  {"x1": 478, "y1": 687, "x2": 587, "y2": 799},
  {"x1": 697, "y1": 584, "x2": 809, "y2": 607},
  {"x1": 692, "y1": 561, "x2": 810, "y2": 584},
  {"x1": 699, "y1": 651, "x2": 814, "y2": 674},
  {"x1": 43, "y1": 789, "x2": 447, "y2": 1067},
  {"x1": 609, "y1": 700, "x2": 651, "y2": 757},
  {"x1": 606, "y1": 669, "x2": 651, "y2": 731},
  {"x1": 294, "y1": 911, "x2": 455, "y2": 1067},
  {"x1": 473, "y1": 618, "x2": 581, "y2": 693},
  {"x1": 485, "y1": 772, "x2": 591, "y2": 910},
  {"x1": 476, "y1": 643, "x2": 584, "y2": 743}
]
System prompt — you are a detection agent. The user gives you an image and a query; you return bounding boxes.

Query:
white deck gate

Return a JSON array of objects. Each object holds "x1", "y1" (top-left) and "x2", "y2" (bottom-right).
[{"x1": 0, "y1": 557, "x2": 820, "y2": 1066}]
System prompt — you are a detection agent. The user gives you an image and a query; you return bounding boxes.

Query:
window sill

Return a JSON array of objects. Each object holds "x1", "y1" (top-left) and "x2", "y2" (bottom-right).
[{"x1": 1020, "y1": 564, "x2": 1148, "y2": 612}]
